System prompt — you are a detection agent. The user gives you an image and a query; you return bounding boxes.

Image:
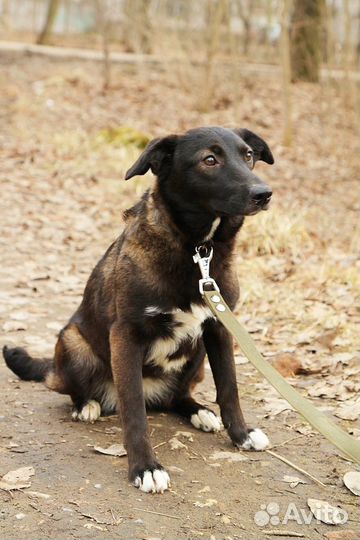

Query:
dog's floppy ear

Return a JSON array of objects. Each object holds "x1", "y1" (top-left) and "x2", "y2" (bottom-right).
[
  {"x1": 125, "y1": 135, "x2": 178, "y2": 180},
  {"x1": 234, "y1": 128, "x2": 274, "y2": 165}
]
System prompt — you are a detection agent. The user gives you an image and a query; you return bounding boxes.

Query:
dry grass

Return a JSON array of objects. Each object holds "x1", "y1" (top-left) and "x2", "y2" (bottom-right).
[
  {"x1": 232, "y1": 199, "x2": 359, "y2": 360},
  {"x1": 237, "y1": 204, "x2": 315, "y2": 258}
]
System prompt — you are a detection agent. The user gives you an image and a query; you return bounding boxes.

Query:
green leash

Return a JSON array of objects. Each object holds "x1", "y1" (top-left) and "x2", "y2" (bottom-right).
[{"x1": 194, "y1": 246, "x2": 360, "y2": 464}]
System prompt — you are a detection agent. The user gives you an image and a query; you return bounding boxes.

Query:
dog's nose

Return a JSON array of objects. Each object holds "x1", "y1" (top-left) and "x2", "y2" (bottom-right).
[{"x1": 250, "y1": 185, "x2": 272, "y2": 207}]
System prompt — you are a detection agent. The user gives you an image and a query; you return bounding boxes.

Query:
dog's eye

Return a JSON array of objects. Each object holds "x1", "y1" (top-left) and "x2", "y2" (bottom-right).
[
  {"x1": 245, "y1": 149, "x2": 253, "y2": 162},
  {"x1": 204, "y1": 155, "x2": 217, "y2": 166}
]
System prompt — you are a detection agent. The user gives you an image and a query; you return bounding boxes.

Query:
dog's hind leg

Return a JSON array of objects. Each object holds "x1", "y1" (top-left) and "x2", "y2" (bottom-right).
[
  {"x1": 49, "y1": 324, "x2": 103, "y2": 423},
  {"x1": 71, "y1": 399, "x2": 101, "y2": 423},
  {"x1": 172, "y1": 395, "x2": 223, "y2": 432}
]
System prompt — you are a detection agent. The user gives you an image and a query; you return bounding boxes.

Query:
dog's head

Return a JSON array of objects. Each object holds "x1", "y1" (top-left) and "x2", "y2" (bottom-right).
[{"x1": 125, "y1": 126, "x2": 274, "y2": 217}]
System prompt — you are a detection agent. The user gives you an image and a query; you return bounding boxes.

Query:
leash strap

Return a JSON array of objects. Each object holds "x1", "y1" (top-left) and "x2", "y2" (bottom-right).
[{"x1": 194, "y1": 249, "x2": 360, "y2": 464}]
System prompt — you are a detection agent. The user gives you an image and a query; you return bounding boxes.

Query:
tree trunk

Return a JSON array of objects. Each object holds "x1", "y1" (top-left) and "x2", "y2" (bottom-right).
[
  {"x1": 94, "y1": 0, "x2": 111, "y2": 91},
  {"x1": 290, "y1": 0, "x2": 323, "y2": 82},
  {"x1": 37, "y1": 0, "x2": 61, "y2": 45},
  {"x1": 281, "y1": 0, "x2": 293, "y2": 146},
  {"x1": 197, "y1": 0, "x2": 228, "y2": 112},
  {"x1": 236, "y1": 0, "x2": 254, "y2": 57},
  {"x1": 1, "y1": 0, "x2": 11, "y2": 30},
  {"x1": 122, "y1": 0, "x2": 152, "y2": 54}
]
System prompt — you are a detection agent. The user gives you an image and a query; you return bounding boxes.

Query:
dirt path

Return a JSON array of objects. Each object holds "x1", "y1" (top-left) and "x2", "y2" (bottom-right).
[{"x1": 0, "y1": 54, "x2": 358, "y2": 539}]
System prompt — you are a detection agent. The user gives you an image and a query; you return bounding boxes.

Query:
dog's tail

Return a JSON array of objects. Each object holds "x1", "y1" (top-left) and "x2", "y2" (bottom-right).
[{"x1": 2, "y1": 346, "x2": 53, "y2": 382}]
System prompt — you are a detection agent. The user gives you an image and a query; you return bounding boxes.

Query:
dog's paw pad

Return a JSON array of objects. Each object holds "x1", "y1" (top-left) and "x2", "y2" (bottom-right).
[
  {"x1": 72, "y1": 400, "x2": 101, "y2": 423},
  {"x1": 191, "y1": 409, "x2": 223, "y2": 432},
  {"x1": 133, "y1": 469, "x2": 170, "y2": 493},
  {"x1": 240, "y1": 428, "x2": 269, "y2": 451}
]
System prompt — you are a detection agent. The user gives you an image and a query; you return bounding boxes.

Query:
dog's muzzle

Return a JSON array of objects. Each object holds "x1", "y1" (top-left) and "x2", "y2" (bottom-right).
[{"x1": 250, "y1": 184, "x2": 272, "y2": 210}]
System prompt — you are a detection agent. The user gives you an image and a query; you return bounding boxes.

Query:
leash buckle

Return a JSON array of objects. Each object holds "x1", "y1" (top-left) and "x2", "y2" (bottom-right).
[{"x1": 193, "y1": 246, "x2": 220, "y2": 295}]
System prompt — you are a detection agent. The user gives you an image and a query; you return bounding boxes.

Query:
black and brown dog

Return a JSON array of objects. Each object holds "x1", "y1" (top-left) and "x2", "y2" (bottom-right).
[{"x1": 3, "y1": 126, "x2": 274, "y2": 493}]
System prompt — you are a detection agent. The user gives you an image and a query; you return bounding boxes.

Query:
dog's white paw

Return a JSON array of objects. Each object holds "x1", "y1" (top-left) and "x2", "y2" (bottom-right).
[
  {"x1": 241, "y1": 428, "x2": 269, "y2": 451},
  {"x1": 191, "y1": 409, "x2": 223, "y2": 432},
  {"x1": 133, "y1": 469, "x2": 171, "y2": 493},
  {"x1": 72, "y1": 400, "x2": 101, "y2": 423}
]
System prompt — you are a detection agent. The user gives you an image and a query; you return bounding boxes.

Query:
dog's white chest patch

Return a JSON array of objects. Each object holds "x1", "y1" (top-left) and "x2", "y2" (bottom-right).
[{"x1": 145, "y1": 304, "x2": 213, "y2": 373}]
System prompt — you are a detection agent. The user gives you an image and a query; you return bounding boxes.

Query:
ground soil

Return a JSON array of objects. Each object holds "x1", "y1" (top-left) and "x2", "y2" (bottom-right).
[{"x1": 0, "y1": 52, "x2": 359, "y2": 540}]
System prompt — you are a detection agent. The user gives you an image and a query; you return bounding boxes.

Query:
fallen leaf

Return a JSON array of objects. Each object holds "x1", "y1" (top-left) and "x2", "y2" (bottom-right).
[
  {"x1": 307, "y1": 498, "x2": 348, "y2": 525},
  {"x1": 263, "y1": 396, "x2": 293, "y2": 417},
  {"x1": 282, "y1": 475, "x2": 307, "y2": 487},
  {"x1": 296, "y1": 330, "x2": 317, "y2": 345},
  {"x1": 10, "y1": 311, "x2": 30, "y2": 321},
  {"x1": 331, "y1": 352, "x2": 357, "y2": 365},
  {"x1": 273, "y1": 353, "x2": 308, "y2": 377},
  {"x1": 93, "y1": 444, "x2": 127, "y2": 457},
  {"x1": 209, "y1": 451, "x2": 248, "y2": 462},
  {"x1": 294, "y1": 424, "x2": 315, "y2": 435},
  {"x1": 2, "y1": 466, "x2": 34, "y2": 483},
  {"x1": 343, "y1": 471, "x2": 360, "y2": 496},
  {"x1": 175, "y1": 431, "x2": 194, "y2": 442},
  {"x1": 308, "y1": 381, "x2": 351, "y2": 400},
  {"x1": 46, "y1": 321, "x2": 63, "y2": 331},
  {"x1": 83, "y1": 523, "x2": 106, "y2": 531},
  {"x1": 169, "y1": 437, "x2": 187, "y2": 450},
  {"x1": 194, "y1": 499, "x2": 218, "y2": 507},
  {"x1": 2, "y1": 320, "x2": 28, "y2": 331},
  {"x1": 234, "y1": 355, "x2": 249, "y2": 365},
  {"x1": 28, "y1": 490, "x2": 51, "y2": 499},
  {"x1": 334, "y1": 400, "x2": 359, "y2": 421},
  {"x1": 0, "y1": 466, "x2": 35, "y2": 490},
  {"x1": 198, "y1": 485, "x2": 211, "y2": 493},
  {"x1": 104, "y1": 426, "x2": 122, "y2": 434},
  {"x1": 315, "y1": 329, "x2": 339, "y2": 350}
]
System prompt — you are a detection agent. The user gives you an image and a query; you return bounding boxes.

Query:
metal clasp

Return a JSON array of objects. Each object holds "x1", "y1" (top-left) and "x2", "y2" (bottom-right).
[{"x1": 193, "y1": 246, "x2": 220, "y2": 294}]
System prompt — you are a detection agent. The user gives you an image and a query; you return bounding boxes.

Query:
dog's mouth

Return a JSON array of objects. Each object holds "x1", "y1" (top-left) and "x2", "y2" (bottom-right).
[
  {"x1": 245, "y1": 194, "x2": 272, "y2": 216},
  {"x1": 210, "y1": 192, "x2": 272, "y2": 218}
]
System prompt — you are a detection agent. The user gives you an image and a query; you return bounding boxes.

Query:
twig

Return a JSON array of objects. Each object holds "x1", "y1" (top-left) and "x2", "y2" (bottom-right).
[
  {"x1": 109, "y1": 507, "x2": 122, "y2": 526},
  {"x1": 132, "y1": 507, "x2": 181, "y2": 520},
  {"x1": 271, "y1": 435, "x2": 304, "y2": 449},
  {"x1": 266, "y1": 531, "x2": 304, "y2": 537},
  {"x1": 153, "y1": 441, "x2": 167, "y2": 450},
  {"x1": 79, "y1": 512, "x2": 111, "y2": 525},
  {"x1": 188, "y1": 448, "x2": 207, "y2": 462},
  {"x1": 266, "y1": 449, "x2": 326, "y2": 487}
]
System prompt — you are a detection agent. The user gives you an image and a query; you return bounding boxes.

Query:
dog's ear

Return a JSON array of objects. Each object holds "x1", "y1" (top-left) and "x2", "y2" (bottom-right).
[
  {"x1": 233, "y1": 128, "x2": 274, "y2": 165},
  {"x1": 125, "y1": 135, "x2": 178, "y2": 180}
]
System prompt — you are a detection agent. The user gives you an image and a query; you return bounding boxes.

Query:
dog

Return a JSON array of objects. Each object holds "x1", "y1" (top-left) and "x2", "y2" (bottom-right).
[{"x1": 3, "y1": 126, "x2": 274, "y2": 494}]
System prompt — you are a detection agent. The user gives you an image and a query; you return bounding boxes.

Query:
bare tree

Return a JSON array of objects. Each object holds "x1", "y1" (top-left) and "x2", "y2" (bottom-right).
[
  {"x1": 123, "y1": 0, "x2": 152, "y2": 54},
  {"x1": 198, "y1": 0, "x2": 229, "y2": 112},
  {"x1": 281, "y1": 0, "x2": 293, "y2": 145},
  {"x1": 0, "y1": 0, "x2": 11, "y2": 30},
  {"x1": 235, "y1": 0, "x2": 255, "y2": 56},
  {"x1": 95, "y1": 0, "x2": 111, "y2": 91},
  {"x1": 290, "y1": 0, "x2": 324, "y2": 82},
  {"x1": 37, "y1": 0, "x2": 61, "y2": 45}
]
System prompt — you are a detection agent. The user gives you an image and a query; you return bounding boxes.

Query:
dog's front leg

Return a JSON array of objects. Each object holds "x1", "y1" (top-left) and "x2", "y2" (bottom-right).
[
  {"x1": 109, "y1": 322, "x2": 170, "y2": 493},
  {"x1": 203, "y1": 319, "x2": 269, "y2": 451}
]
